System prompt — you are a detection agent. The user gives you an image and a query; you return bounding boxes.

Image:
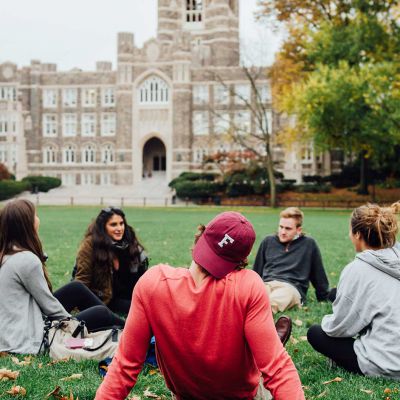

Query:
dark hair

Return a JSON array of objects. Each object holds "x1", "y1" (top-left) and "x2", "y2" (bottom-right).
[
  {"x1": 85, "y1": 207, "x2": 146, "y2": 282},
  {"x1": 0, "y1": 199, "x2": 52, "y2": 291},
  {"x1": 350, "y1": 202, "x2": 399, "y2": 249},
  {"x1": 192, "y1": 224, "x2": 248, "y2": 275}
]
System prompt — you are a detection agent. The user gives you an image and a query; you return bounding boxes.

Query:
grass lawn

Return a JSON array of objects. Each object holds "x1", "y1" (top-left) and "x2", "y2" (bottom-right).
[{"x1": 0, "y1": 206, "x2": 399, "y2": 399}]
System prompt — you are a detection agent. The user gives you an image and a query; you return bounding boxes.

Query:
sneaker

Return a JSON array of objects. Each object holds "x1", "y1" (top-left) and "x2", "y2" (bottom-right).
[{"x1": 275, "y1": 315, "x2": 292, "y2": 346}]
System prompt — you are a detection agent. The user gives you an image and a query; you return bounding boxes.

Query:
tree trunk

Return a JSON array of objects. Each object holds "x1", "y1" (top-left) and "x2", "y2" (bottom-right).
[
  {"x1": 265, "y1": 155, "x2": 277, "y2": 208},
  {"x1": 358, "y1": 150, "x2": 369, "y2": 195}
]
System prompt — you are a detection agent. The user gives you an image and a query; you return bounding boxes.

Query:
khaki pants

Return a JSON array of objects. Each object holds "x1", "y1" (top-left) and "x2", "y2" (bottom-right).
[
  {"x1": 264, "y1": 280, "x2": 301, "y2": 314},
  {"x1": 170, "y1": 379, "x2": 272, "y2": 399}
]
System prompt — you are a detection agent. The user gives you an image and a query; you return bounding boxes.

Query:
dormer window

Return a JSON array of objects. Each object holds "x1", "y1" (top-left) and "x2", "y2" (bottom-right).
[{"x1": 186, "y1": 0, "x2": 203, "y2": 22}]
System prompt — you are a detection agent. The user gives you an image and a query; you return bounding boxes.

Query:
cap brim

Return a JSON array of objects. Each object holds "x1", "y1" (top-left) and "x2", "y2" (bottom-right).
[{"x1": 192, "y1": 234, "x2": 237, "y2": 279}]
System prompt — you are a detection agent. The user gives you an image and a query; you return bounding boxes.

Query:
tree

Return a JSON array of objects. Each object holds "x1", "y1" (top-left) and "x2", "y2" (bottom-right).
[
  {"x1": 210, "y1": 66, "x2": 279, "y2": 207},
  {"x1": 259, "y1": 0, "x2": 400, "y2": 193}
]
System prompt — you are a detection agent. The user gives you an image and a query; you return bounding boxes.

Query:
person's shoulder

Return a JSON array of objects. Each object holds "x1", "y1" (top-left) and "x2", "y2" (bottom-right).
[
  {"x1": 260, "y1": 234, "x2": 276, "y2": 244},
  {"x1": 301, "y1": 235, "x2": 319, "y2": 246},
  {"x1": 6, "y1": 251, "x2": 42, "y2": 274},
  {"x1": 78, "y1": 236, "x2": 93, "y2": 252},
  {"x1": 232, "y1": 269, "x2": 265, "y2": 288},
  {"x1": 139, "y1": 264, "x2": 185, "y2": 282}
]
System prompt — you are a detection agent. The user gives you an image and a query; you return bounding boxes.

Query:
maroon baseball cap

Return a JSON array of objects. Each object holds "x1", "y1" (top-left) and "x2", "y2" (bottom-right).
[{"x1": 192, "y1": 211, "x2": 256, "y2": 279}]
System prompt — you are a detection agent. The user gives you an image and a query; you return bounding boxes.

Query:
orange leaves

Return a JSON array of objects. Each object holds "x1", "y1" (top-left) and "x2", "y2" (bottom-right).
[
  {"x1": 11, "y1": 356, "x2": 32, "y2": 367},
  {"x1": 46, "y1": 386, "x2": 79, "y2": 400},
  {"x1": 60, "y1": 373, "x2": 82, "y2": 382},
  {"x1": 0, "y1": 368, "x2": 19, "y2": 381},
  {"x1": 6, "y1": 385, "x2": 27, "y2": 396},
  {"x1": 322, "y1": 376, "x2": 343, "y2": 385}
]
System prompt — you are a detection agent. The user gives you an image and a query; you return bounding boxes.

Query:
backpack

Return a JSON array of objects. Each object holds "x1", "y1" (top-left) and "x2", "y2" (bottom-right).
[{"x1": 39, "y1": 317, "x2": 121, "y2": 361}]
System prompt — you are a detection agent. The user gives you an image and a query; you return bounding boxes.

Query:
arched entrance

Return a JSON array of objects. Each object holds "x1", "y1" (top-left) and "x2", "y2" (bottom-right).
[{"x1": 142, "y1": 137, "x2": 166, "y2": 178}]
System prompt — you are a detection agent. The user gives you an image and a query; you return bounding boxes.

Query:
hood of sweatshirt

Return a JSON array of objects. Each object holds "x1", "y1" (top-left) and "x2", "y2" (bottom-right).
[{"x1": 356, "y1": 246, "x2": 400, "y2": 280}]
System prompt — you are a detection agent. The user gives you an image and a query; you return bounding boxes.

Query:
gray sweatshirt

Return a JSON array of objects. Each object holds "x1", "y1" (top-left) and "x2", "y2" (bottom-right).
[
  {"x1": 322, "y1": 246, "x2": 400, "y2": 378},
  {"x1": 0, "y1": 251, "x2": 69, "y2": 354}
]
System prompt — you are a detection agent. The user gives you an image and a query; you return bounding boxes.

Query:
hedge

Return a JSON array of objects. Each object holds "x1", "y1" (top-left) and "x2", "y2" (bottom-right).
[
  {"x1": 22, "y1": 176, "x2": 62, "y2": 193},
  {"x1": 174, "y1": 180, "x2": 224, "y2": 199},
  {"x1": 0, "y1": 180, "x2": 29, "y2": 201}
]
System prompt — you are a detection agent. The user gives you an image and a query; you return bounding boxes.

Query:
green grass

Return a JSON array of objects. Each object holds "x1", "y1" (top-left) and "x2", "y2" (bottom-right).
[{"x1": 0, "y1": 206, "x2": 399, "y2": 399}]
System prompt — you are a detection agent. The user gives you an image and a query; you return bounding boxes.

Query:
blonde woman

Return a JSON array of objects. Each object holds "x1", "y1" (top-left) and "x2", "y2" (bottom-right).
[{"x1": 308, "y1": 202, "x2": 400, "y2": 378}]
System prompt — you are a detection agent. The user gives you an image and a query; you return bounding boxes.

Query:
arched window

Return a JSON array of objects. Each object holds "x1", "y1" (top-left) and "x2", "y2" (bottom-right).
[
  {"x1": 101, "y1": 144, "x2": 114, "y2": 164},
  {"x1": 186, "y1": 0, "x2": 203, "y2": 22},
  {"x1": 43, "y1": 145, "x2": 57, "y2": 164},
  {"x1": 138, "y1": 76, "x2": 169, "y2": 105},
  {"x1": 63, "y1": 145, "x2": 76, "y2": 164},
  {"x1": 82, "y1": 144, "x2": 96, "y2": 164}
]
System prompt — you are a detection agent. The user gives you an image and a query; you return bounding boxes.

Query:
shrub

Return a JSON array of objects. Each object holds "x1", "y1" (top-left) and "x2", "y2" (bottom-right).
[
  {"x1": 174, "y1": 180, "x2": 224, "y2": 199},
  {"x1": 295, "y1": 183, "x2": 331, "y2": 193},
  {"x1": 0, "y1": 180, "x2": 29, "y2": 201},
  {"x1": 169, "y1": 172, "x2": 217, "y2": 188},
  {"x1": 22, "y1": 176, "x2": 61, "y2": 193},
  {"x1": 302, "y1": 175, "x2": 322, "y2": 184}
]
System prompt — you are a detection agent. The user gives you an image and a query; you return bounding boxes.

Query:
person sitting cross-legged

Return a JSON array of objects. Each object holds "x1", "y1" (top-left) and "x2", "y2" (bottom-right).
[
  {"x1": 253, "y1": 207, "x2": 330, "y2": 313},
  {"x1": 95, "y1": 212, "x2": 304, "y2": 400}
]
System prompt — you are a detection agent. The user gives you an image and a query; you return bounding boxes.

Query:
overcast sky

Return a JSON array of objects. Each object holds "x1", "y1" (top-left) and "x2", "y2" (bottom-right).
[{"x1": 0, "y1": 0, "x2": 283, "y2": 71}]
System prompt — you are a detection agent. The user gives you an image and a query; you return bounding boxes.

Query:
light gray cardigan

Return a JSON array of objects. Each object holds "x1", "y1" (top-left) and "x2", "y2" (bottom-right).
[{"x1": 0, "y1": 251, "x2": 69, "y2": 354}]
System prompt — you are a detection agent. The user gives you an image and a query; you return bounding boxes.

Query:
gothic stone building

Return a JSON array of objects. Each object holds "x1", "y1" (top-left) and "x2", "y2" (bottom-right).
[{"x1": 0, "y1": 0, "x2": 335, "y2": 188}]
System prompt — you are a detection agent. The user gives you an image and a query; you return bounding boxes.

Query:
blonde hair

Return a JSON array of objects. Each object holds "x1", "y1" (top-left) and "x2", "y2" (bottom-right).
[
  {"x1": 350, "y1": 202, "x2": 399, "y2": 249},
  {"x1": 280, "y1": 207, "x2": 304, "y2": 227}
]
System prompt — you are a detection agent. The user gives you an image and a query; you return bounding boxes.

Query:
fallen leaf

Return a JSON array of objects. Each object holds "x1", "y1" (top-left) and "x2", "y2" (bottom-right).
[
  {"x1": 0, "y1": 352, "x2": 9, "y2": 358},
  {"x1": 38, "y1": 363, "x2": 43, "y2": 369},
  {"x1": 299, "y1": 336, "x2": 308, "y2": 341},
  {"x1": 360, "y1": 389, "x2": 373, "y2": 394},
  {"x1": 323, "y1": 377, "x2": 343, "y2": 385},
  {"x1": 6, "y1": 385, "x2": 27, "y2": 396},
  {"x1": 60, "y1": 373, "x2": 82, "y2": 381},
  {"x1": 143, "y1": 388, "x2": 160, "y2": 398},
  {"x1": 316, "y1": 390, "x2": 327, "y2": 398},
  {"x1": 294, "y1": 319, "x2": 303, "y2": 327},
  {"x1": 149, "y1": 369, "x2": 158, "y2": 376},
  {"x1": 47, "y1": 358, "x2": 70, "y2": 366},
  {"x1": 46, "y1": 386, "x2": 62, "y2": 398},
  {"x1": 290, "y1": 337, "x2": 299, "y2": 345},
  {"x1": 11, "y1": 356, "x2": 31, "y2": 366},
  {"x1": 0, "y1": 368, "x2": 19, "y2": 381},
  {"x1": 61, "y1": 392, "x2": 79, "y2": 400},
  {"x1": 128, "y1": 397, "x2": 141, "y2": 400},
  {"x1": 384, "y1": 388, "x2": 392, "y2": 394}
]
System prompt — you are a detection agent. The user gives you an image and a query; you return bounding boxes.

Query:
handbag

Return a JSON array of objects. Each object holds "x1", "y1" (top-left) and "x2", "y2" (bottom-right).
[{"x1": 39, "y1": 317, "x2": 122, "y2": 361}]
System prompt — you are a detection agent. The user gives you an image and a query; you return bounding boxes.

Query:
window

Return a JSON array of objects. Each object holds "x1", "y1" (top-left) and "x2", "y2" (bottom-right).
[
  {"x1": 63, "y1": 145, "x2": 76, "y2": 164},
  {"x1": 43, "y1": 145, "x2": 57, "y2": 164},
  {"x1": 193, "y1": 148, "x2": 208, "y2": 163},
  {"x1": 0, "y1": 144, "x2": 7, "y2": 163},
  {"x1": 82, "y1": 173, "x2": 96, "y2": 186},
  {"x1": 138, "y1": 76, "x2": 169, "y2": 104},
  {"x1": 0, "y1": 114, "x2": 8, "y2": 135},
  {"x1": 214, "y1": 85, "x2": 229, "y2": 105},
  {"x1": 214, "y1": 113, "x2": 230, "y2": 134},
  {"x1": 62, "y1": 114, "x2": 77, "y2": 136},
  {"x1": 234, "y1": 111, "x2": 251, "y2": 133},
  {"x1": 234, "y1": 84, "x2": 250, "y2": 105},
  {"x1": 102, "y1": 88, "x2": 115, "y2": 106},
  {"x1": 101, "y1": 144, "x2": 114, "y2": 164},
  {"x1": 301, "y1": 145, "x2": 313, "y2": 162},
  {"x1": 62, "y1": 88, "x2": 78, "y2": 107},
  {"x1": 101, "y1": 113, "x2": 116, "y2": 136},
  {"x1": 186, "y1": 0, "x2": 203, "y2": 22},
  {"x1": 82, "y1": 88, "x2": 97, "y2": 107},
  {"x1": 81, "y1": 113, "x2": 96, "y2": 137},
  {"x1": 0, "y1": 86, "x2": 17, "y2": 101},
  {"x1": 256, "y1": 84, "x2": 271, "y2": 103},
  {"x1": 193, "y1": 85, "x2": 208, "y2": 104},
  {"x1": 43, "y1": 89, "x2": 58, "y2": 108},
  {"x1": 100, "y1": 173, "x2": 112, "y2": 185},
  {"x1": 42, "y1": 114, "x2": 57, "y2": 137},
  {"x1": 62, "y1": 173, "x2": 76, "y2": 186},
  {"x1": 256, "y1": 110, "x2": 273, "y2": 135},
  {"x1": 82, "y1": 144, "x2": 96, "y2": 164},
  {"x1": 193, "y1": 111, "x2": 209, "y2": 136}
]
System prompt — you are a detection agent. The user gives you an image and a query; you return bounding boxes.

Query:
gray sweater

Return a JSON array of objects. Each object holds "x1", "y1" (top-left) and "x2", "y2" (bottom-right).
[
  {"x1": 322, "y1": 246, "x2": 400, "y2": 378},
  {"x1": 253, "y1": 235, "x2": 329, "y2": 302},
  {"x1": 0, "y1": 251, "x2": 69, "y2": 354}
]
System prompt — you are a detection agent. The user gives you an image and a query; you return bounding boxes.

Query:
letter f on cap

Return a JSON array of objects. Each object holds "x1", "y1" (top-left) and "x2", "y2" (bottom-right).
[{"x1": 218, "y1": 233, "x2": 234, "y2": 248}]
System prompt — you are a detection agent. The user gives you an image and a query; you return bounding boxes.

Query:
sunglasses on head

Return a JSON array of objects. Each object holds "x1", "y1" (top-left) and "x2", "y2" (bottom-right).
[{"x1": 101, "y1": 206, "x2": 122, "y2": 214}]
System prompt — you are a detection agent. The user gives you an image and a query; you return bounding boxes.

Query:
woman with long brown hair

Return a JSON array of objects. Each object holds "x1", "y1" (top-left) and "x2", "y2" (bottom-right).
[
  {"x1": 0, "y1": 199, "x2": 124, "y2": 354},
  {"x1": 307, "y1": 202, "x2": 400, "y2": 378},
  {"x1": 74, "y1": 207, "x2": 148, "y2": 315}
]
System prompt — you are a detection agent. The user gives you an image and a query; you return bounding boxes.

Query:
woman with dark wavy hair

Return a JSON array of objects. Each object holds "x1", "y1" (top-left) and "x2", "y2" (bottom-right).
[
  {"x1": 0, "y1": 199, "x2": 124, "y2": 354},
  {"x1": 74, "y1": 207, "x2": 148, "y2": 315}
]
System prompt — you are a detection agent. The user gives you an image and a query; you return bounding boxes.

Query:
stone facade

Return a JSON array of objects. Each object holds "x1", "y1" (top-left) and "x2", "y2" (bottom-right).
[{"x1": 0, "y1": 0, "x2": 337, "y2": 187}]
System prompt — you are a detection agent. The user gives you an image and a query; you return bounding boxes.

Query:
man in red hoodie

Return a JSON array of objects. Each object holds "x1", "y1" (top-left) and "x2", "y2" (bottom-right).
[{"x1": 96, "y1": 212, "x2": 305, "y2": 400}]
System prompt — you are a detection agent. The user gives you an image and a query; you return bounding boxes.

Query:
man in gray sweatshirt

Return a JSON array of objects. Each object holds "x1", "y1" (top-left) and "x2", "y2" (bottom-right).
[{"x1": 253, "y1": 207, "x2": 329, "y2": 313}]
